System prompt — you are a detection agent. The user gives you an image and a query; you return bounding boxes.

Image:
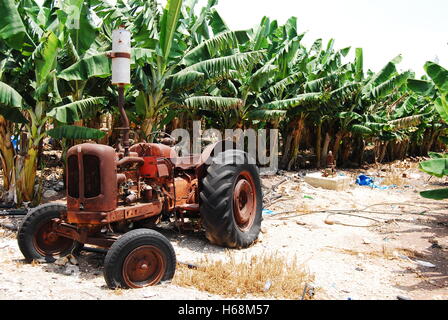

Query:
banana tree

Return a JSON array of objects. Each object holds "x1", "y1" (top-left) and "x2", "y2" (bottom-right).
[
  {"x1": 0, "y1": 0, "x2": 107, "y2": 203},
  {"x1": 415, "y1": 62, "x2": 448, "y2": 200}
]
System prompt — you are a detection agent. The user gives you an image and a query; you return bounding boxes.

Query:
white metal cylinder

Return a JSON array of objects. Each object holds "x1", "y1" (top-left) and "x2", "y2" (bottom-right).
[
  {"x1": 112, "y1": 58, "x2": 131, "y2": 85},
  {"x1": 111, "y1": 28, "x2": 131, "y2": 85},
  {"x1": 112, "y1": 29, "x2": 131, "y2": 54}
]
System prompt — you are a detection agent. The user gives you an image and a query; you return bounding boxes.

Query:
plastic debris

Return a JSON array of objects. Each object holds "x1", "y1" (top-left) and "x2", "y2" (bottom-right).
[
  {"x1": 303, "y1": 195, "x2": 314, "y2": 200},
  {"x1": 415, "y1": 260, "x2": 436, "y2": 268},
  {"x1": 263, "y1": 280, "x2": 272, "y2": 292},
  {"x1": 63, "y1": 265, "x2": 80, "y2": 276},
  {"x1": 262, "y1": 209, "x2": 277, "y2": 215},
  {"x1": 356, "y1": 175, "x2": 397, "y2": 190}
]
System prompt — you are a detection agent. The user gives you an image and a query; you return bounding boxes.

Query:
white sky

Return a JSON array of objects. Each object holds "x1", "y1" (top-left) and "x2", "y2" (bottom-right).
[
  {"x1": 194, "y1": 0, "x2": 448, "y2": 76},
  {"x1": 44, "y1": 0, "x2": 447, "y2": 76}
]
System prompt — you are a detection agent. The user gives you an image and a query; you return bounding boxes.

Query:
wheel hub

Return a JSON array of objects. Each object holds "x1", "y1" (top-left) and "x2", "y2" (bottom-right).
[
  {"x1": 33, "y1": 220, "x2": 74, "y2": 256},
  {"x1": 233, "y1": 171, "x2": 257, "y2": 231},
  {"x1": 122, "y1": 246, "x2": 165, "y2": 288}
]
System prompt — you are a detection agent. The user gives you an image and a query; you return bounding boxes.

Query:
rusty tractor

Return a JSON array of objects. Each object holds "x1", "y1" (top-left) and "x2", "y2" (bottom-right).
[{"x1": 17, "y1": 28, "x2": 263, "y2": 289}]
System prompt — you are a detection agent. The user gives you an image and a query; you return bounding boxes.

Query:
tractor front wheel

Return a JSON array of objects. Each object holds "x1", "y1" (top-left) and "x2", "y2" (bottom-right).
[
  {"x1": 17, "y1": 203, "x2": 81, "y2": 262},
  {"x1": 103, "y1": 229, "x2": 176, "y2": 289},
  {"x1": 200, "y1": 150, "x2": 263, "y2": 249}
]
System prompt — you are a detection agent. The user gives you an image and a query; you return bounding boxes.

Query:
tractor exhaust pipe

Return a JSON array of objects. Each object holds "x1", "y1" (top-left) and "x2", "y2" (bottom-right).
[
  {"x1": 117, "y1": 85, "x2": 130, "y2": 156},
  {"x1": 109, "y1": 26, "x2": 132, "y2": 156}
]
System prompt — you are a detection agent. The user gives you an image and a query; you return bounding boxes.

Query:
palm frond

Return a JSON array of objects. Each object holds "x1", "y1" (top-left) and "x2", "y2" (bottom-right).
[
  {"x1": 184, "y1": 96, "x2": 244, "y2": 110},
  {"x1": 183, "y1": 30, "x2": 244, "y2": 66},
  {"x1": 47, "y1": 97, "x2": 106, "y2": 123},
  {"x1": 388, "y1": 115, "x2": 424, "y2": 131},
  {"x1": 173, "y1": 51, "x2": 265, "y2": 81},
  {"x1": 260, "y1": 93, "x2": 322, "y2": 110},
  {"x1": 248, "y1": 109, "x2": 287, "y2": 121}
]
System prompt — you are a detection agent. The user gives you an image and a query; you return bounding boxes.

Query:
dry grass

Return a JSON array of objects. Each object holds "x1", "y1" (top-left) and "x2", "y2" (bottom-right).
[
  {"x1": 173, "y1": 251, "x2": 314, "y2": 299},
  {"x1": 382, "y1": 168, "x2": 406, "y2": 186},
  {"x1": 325, "y1": 245, "x2": 425, "y2": 260}
]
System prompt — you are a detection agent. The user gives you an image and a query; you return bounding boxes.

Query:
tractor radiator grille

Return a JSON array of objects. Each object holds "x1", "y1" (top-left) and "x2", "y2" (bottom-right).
[
  {"x1": 67, "y1": 154, "x2": 101, "y2": 199},
  {"x1": 83, "y1": 155, "x2": 101, "y2": 198},
  {"x1": 67, "y1": 155, "x2": 79, "y2": 198}
]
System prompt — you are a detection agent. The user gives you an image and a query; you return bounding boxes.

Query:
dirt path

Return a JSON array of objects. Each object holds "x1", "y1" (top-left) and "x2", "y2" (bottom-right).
[{"x1": 0, "y1": 161, "x2": 447, "y2": 300}]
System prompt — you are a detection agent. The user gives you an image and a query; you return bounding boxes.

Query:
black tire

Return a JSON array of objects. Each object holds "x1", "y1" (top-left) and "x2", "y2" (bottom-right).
[
  {"x1": 103, "y1": 229, "x2": 176, "y2": 289},
  {"x1": 17, "y1": 203, "x2": 82, "y2": 263},
  {"x1": 200, "y1": 149, "x2": 263, "y2": 249}
]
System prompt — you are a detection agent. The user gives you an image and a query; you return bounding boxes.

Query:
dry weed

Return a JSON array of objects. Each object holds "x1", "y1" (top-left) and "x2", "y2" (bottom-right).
[
  {"x1": 112, "y1": 288, "x2": 124, "y2": 296},
  {"x1": 382, "y1": 167, "x2": 406, "y2": 186},
  {"x1": 173, "y1": 251, "x2": 314, "y2": 299},
  {"x1": 325, "y1": 246, "x2": 424, "y2": 261}
]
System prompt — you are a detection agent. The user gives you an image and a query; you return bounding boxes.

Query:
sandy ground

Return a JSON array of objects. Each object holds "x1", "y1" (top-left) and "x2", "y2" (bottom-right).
[{"x1": 0, "y1": 160, "x2": 447, "y2": 300}]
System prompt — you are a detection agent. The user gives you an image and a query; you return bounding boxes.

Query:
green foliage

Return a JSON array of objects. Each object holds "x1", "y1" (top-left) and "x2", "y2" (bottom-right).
[
  {"x1": 0, "y1": 0, "x2": 27, "y2": 50},
  {"x1": 47, "y1": 125, "x2": 106, "y2": 140}
]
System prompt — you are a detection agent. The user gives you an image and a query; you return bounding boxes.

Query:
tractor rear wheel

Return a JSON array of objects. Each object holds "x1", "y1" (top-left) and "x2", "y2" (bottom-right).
[
  {"x1": 17, "y1": 203, "x2": 81, "y2": 262},
  {"x1": 200, "y1": 149, "x2": 263, "y2": 248},
  {"x1": 103, "y1": 229, "x2": 176, "y2": 289}
]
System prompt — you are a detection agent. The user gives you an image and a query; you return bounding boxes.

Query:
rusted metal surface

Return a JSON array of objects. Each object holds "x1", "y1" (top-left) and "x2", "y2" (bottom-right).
[
  {"x1": 52, "y1": 221, "x2": 117, "y2": 248},
  {"x1": 33, "y1": 220, "x2": 74, "y2": 256},
  {"x1": 233, "y1": 171, "x2": 257, "y2": 232},
  {"x1": 63, "y1": 124, "x2": 239, "y2": 252},
  {"x1": 67, "y1": 144, "x2": 118, "y2": 212},
  {"x1": 66, "y1": 202, "x2": 163, "y2": 225},
  {"x1": 122, "y1": 245, "x2": 166, "y2": 288}
]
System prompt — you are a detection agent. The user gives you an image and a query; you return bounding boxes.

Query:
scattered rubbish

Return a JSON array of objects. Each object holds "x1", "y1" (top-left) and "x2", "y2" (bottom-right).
[
  {"x1": 0, "y1": 208, "x2": 28, "y2": 216},
  {"x1": 415, "y1": 260, "x2": 436, "y2": 268},
  {"x1": 262, "y1": 209, "x2": 277, "y2": 215},
  {"x1": 263, "y1": 280, "x2": 272, "y2": 292},
  {"x1": 356, "y1": 175, "x2": 373, "y2": 186},
  {"x1": 54, "y1": 254, "x2": 78, "y2": 266},
  {"x1": 304, "y1": 195, "x2": 314, "y2": 200},
  {"x1": 397, "y1": 295, "x2": 412, "y2": 300},
  {"x1": 355, "y1": 267, "x2": 364, "y2": 272},
  {"x1": 362, "y1": 238, "x2": 371, "y2": 245},
  {"x1": 431, "y1": 243, "x2": 443, "y2": 249},
  {"x1": 54, "y1": 256, "x2": 69, "y2": 266},
  {"x1": 0, "y1": 223, "x2": 17, "y2": 231},
  {"x1": 301, "y1": 283, "x2": 315, "y2": 300},
  {"x1": 63, "y1": 265, "x2": 80, "y2": 276},
  {"x1": 178, "y1": 261, "x2": 200, "y2": 270},
  {"x1": 356, "y1": 175, "x2": 397, "y2": 190}
]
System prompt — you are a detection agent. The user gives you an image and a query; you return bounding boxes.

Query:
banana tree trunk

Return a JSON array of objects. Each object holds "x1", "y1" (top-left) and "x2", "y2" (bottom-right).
[
  {"x1": 0, "y1": 116, "x2": 15, "y2": 192},
  {"x1": 16, "y1": 146, "x2": 38, "y2": 202},
  {"x1": 315, "y1": 122, "x2": 322, "y2": 168},
  {"x1": 341, "y1": 136, "x2": 352, "y2": 166},
  {"x1": 142, "y1": 118, "x2": 154, "y2": 142},
  {"x1": 287, "y1": 114, "x2": 305, "y2": 170},
  {"x1": 332, "y1": 131, "x2": 345, "y2": 166},
  {"x1": 280, "y1": 134, "x2": 293, "y2": 169},
  {"x1": 377, "y1": 141, "x2": 389, "y2": 163},
  {"x1": 321, "y1": 132, "x2": 331, "y2": 167}
]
